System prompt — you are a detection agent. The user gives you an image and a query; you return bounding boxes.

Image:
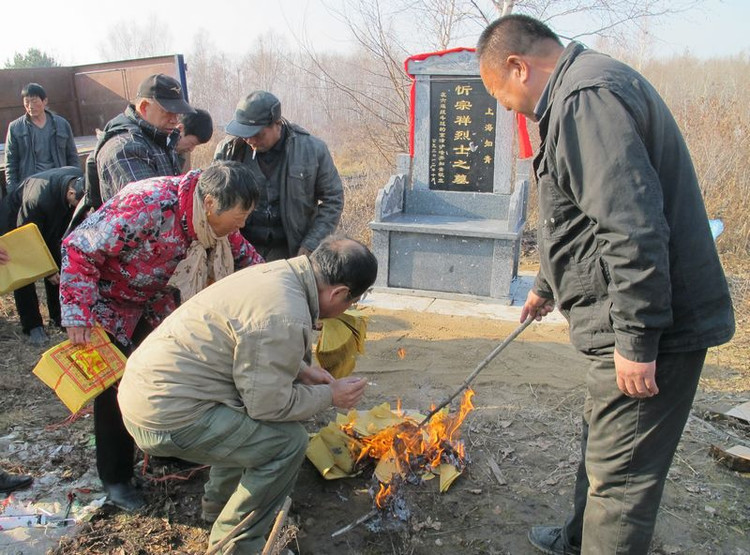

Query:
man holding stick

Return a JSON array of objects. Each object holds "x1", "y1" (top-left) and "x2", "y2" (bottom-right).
[{"x1": 477, "y1": 14, "x2": 734, "y2": 554}]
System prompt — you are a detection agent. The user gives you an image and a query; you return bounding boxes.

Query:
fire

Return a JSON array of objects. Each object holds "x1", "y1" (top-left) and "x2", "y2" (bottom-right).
[
  {"x1": 374, "y1": 483, "x2": 392, "y2": 508},
  {"x1": 343, "y1": 389, "x2": 475, "y2": 509}
]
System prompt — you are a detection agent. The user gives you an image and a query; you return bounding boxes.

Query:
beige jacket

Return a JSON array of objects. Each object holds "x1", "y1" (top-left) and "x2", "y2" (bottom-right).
[{"x1": 118, "y1": 256, "x2": 333, "y2": 431}]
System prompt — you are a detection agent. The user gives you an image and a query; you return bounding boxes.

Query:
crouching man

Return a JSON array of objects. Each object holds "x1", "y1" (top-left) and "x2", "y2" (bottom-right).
[{"x1": 118, "y1": 235, "x2": 376, "y2": 553}]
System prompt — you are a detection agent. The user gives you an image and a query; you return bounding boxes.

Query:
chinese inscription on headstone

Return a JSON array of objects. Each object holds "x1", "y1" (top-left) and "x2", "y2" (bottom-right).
[{"x1": 429, "y1": 78, "x2": 497, "y2": 193}]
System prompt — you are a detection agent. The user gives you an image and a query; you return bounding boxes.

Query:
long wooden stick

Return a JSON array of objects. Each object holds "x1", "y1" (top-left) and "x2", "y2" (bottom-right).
[
  {"x1": 330, "y1": 508, "x2": 378, "y2": 538},
  {"x1": 206, "y1": 510, "x2": 257, "y2": 555},
  {"x1": 261, "y1": 497, "x2": 293, "y2": 555},
  {"x1": 419, "y1": 317, "x2": 534, "y2": 427}
]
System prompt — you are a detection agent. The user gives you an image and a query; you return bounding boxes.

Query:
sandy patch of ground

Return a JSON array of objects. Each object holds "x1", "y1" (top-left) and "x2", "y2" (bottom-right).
[{"x1": 1, "y1": 291, "x2": 747, "y2": 554}]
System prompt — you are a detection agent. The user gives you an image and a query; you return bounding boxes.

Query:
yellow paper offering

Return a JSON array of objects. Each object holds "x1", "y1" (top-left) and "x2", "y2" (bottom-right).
[
  {"x1": 315, "y1": 309, "x2": 368, "y2": 378},
  {"x1": 33, "y1": 328, "x2": 127, "y2": 413},
  {"x1": 0, "y1": 223, "x2": 58, "y2": 294}
]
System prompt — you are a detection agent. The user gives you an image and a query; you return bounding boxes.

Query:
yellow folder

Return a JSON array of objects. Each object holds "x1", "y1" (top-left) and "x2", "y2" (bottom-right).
[
  {"x1": 0, "y1": 223, "x2": 58, "y2": 294},
  {"x1": 33, "y1": 327, "x2": 127, "y2": 413}
]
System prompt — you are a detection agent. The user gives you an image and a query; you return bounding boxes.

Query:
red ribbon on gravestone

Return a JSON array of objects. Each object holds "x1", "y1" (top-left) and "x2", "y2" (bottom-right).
[{"x1": 403, "y1": 48, "x2": 534, "y2": 160}]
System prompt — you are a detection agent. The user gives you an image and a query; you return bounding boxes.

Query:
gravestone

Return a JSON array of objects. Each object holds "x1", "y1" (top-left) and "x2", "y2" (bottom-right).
[{"x1": 370, "y1": 49, "x2": 528, "y2": 302}]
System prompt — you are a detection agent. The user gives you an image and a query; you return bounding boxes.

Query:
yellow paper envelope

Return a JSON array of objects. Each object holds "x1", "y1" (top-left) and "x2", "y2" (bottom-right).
[
  {"x1": 306, "y1": 423, "x2": 364, "y2": 479},
  {"x1": 0, "y1": 223, "x2": 58, "y2": 294},
  {"x1": 33, "y1": 328, "x2": 127, "y2": 413}
]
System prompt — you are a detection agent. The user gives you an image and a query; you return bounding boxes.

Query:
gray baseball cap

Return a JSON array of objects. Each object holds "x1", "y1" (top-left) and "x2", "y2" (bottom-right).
[{"x1": 226, "y1": 91, "x2": 281, "y2": 138}]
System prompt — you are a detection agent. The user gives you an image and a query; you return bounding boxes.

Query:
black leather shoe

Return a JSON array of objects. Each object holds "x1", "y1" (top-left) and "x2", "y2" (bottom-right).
[
  {"x1": 103, "y1": 481, "x2": 146, "y2": 512},
  {"x1": 0, "y1": 470, "x2": 33, "y2": 494},
  {"x1": 528, "y1": 526, "x2": 581, "y2": 555}
]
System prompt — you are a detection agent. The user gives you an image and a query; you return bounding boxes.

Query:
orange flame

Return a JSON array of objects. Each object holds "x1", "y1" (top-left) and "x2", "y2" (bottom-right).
[
  {"x1": 375, "y1": 483, "x2": 393, "y2": 508},
  {"x1": 349, "y1": 389, "x2": 475, "y2": 495}
]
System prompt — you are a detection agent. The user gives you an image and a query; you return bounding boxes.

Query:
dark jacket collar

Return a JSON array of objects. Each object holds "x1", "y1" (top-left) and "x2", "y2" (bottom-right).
[
  {"x1": 534, "y1": 41, "x2": 587, "y2": 126},
  {"x1": 116, "y1": 105, "x2": 180, "y2": 148}
]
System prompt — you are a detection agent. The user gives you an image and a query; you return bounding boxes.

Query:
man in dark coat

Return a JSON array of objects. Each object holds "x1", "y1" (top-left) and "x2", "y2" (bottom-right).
[
  {"x1": 477, "y1": 15, "x2": 734, "y2": 555},
  {"x1": 214, "y1": 91, "x2": 343, "y2": 261},
  {"x1": 0, "y1": 166, "x2": 83, "y2": 344},
  {"x1": 3, "y1": 83, "x2": 79, "y2": 194}
]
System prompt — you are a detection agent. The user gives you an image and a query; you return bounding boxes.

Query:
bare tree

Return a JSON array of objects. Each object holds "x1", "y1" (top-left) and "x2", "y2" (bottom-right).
[
  {"x1": 185, "y1": 30, "x2": 240, "y2": 127},
  {"x1": 238, "y1": 30, "x2": 289, "y2": 93},
  {"x1": 471, "y1": 1, "x2": 700, "y2": 46},
  {"x1": 294, "y1": 0, "x2": 412, "y2": 162},
  {"x1": 296, "y1": 0, "x2": 702, "y2": 163},
  {"x1": 98, "y1": 16, "x2": 174, "y2": 61},
  {"x1": 414, "y1": 0, "x2": 476, "y2": 51}
]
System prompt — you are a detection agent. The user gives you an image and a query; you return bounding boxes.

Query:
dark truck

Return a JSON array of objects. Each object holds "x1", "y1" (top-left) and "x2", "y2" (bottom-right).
[{"x1": 0, "y1": 54, "x2": 189, "y2": 197}]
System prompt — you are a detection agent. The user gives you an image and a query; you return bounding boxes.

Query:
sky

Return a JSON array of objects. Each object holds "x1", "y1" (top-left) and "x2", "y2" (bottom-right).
[{"x1": 1, "y1": 0, "x2": 747, "y2": 67}]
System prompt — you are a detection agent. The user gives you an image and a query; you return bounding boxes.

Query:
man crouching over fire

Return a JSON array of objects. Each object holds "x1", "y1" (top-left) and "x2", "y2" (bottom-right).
[{"x1": 118, "y1": 236, "x2": 376, "y2": 554}]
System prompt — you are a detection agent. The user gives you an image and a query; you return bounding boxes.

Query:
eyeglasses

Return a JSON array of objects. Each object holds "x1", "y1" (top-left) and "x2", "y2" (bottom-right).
[{"x1": 348, "y1": 287, "x2": 373, "y2": 303}]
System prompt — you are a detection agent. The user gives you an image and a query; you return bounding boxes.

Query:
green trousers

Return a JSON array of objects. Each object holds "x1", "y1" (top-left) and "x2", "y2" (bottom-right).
[
  {"x1": 561, "y1": 349, "x2": 706, "y2": 554},
  {"x1": 124, "y1": 405, "x2": 308, "y2": 554}
]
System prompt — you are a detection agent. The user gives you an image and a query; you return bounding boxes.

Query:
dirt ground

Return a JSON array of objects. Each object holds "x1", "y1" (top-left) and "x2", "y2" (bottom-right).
[{"x1": 0, "y1": 288, "x2": 748, "y2": 555}]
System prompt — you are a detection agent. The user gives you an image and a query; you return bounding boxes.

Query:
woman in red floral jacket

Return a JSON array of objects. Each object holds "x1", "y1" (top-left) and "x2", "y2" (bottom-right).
[{"x1": 59, "y1": 160, "x2": 263, "y2": 511}]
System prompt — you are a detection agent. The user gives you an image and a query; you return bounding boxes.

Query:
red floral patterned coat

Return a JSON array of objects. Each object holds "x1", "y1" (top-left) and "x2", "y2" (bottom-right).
[{"x1": 60, "y1": 170, "x2": 263, "y2": 345}]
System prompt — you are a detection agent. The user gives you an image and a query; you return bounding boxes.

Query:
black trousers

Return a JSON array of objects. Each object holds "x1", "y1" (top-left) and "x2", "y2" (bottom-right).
[
  {"x1": 13, "y1": 279, "x2": 60, "y2": 334},
  {"x1": 94, "y1": 318, "x2": 153, "y2": 485}
]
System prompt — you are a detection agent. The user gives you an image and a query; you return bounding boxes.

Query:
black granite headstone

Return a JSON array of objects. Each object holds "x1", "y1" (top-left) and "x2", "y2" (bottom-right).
[{"x1": 428, "y1": 77, "x2": 497, "y2": 193}]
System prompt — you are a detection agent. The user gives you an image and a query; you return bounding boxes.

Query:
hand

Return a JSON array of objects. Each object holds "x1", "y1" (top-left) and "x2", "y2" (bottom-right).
[
  {"x1": 520, "y1": 290, "x2": 555, "y2": 323},
  {"x1": 330, "y1": 377, "x2": 367, "y2": 410},
  {"x1": 298, "y1": 364, "x2": 335, "y2": 385},
  {"x1": 615, "y1": 349, "x2": 659, "y2": 398},
  {"x1": 0, "y1": 246, "x2": 9, "y2": 265},
  {"x1": 297, "y1": 247, "x2": 312, "y2": 257},
  {"x1": 67, "y1": 326, "x2": 92, "y2": 346},
  {"x1": 47, "y1": 272, "x2": 60, "y2": 285}
]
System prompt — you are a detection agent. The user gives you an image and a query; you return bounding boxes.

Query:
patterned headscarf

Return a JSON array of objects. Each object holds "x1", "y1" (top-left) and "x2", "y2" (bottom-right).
[{"x1": 167, "y1": 186, "x2": 233, "y2": 301}]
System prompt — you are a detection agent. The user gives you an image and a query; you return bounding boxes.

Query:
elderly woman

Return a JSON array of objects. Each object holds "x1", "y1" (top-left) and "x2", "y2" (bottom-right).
[{"x1": 60, "y1": 160, "x2": 263, "y2": 511}]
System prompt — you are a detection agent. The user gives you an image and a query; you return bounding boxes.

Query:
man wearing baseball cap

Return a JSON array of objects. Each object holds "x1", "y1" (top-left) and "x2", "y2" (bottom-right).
[
  {"x1": 84, "y1": 73, "x2": 195, "y2": 208},
  {"x1": 215, "y1": 90, "x2": 343, "y2": 261}
]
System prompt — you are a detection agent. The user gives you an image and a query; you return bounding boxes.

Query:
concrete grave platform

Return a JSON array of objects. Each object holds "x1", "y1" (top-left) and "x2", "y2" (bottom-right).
[{"x1": 359, "y1": 272, "x2": 568, "y2": 325}]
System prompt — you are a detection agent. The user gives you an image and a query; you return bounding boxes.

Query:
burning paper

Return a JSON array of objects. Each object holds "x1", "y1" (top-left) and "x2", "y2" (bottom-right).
[{"x1": 306, "y1": 390, "x2": 475, "y2": 506}]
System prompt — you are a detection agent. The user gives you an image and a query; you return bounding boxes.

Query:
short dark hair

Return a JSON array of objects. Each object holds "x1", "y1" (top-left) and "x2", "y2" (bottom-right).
[
  {"x1": 477, "y1": 14, "x2": 561, "y2": 66},
  {"x1": 180, "y1": 108, "x2": 213, "y2": 144},
  {"x1": 22, "y1": 83, "x2": 47, "y2": 100},
  {"x1": 197, "y1": 160, "x2": 259, "y2": 212},
  {"x1": 310, "y1": 235, "x2": 378, "y2": 299},
  {"x1": 67, "y1": 176, "x2": 86, "y2": 202}
]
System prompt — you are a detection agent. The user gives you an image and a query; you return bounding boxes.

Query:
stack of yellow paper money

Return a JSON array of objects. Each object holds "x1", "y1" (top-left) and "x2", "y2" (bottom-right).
[
  {"x1": 33, "y1": 328, "x2": 127, "y2": 413},
  {"x1": 315, "y1": 308, "x2": 368, "y2": 378},
  {"x1": 306, "y1": 403, "x2": 463, "y2": 492},
  {"x1": 0, "y1": 223, "x2": 57, "y2": 294}
]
